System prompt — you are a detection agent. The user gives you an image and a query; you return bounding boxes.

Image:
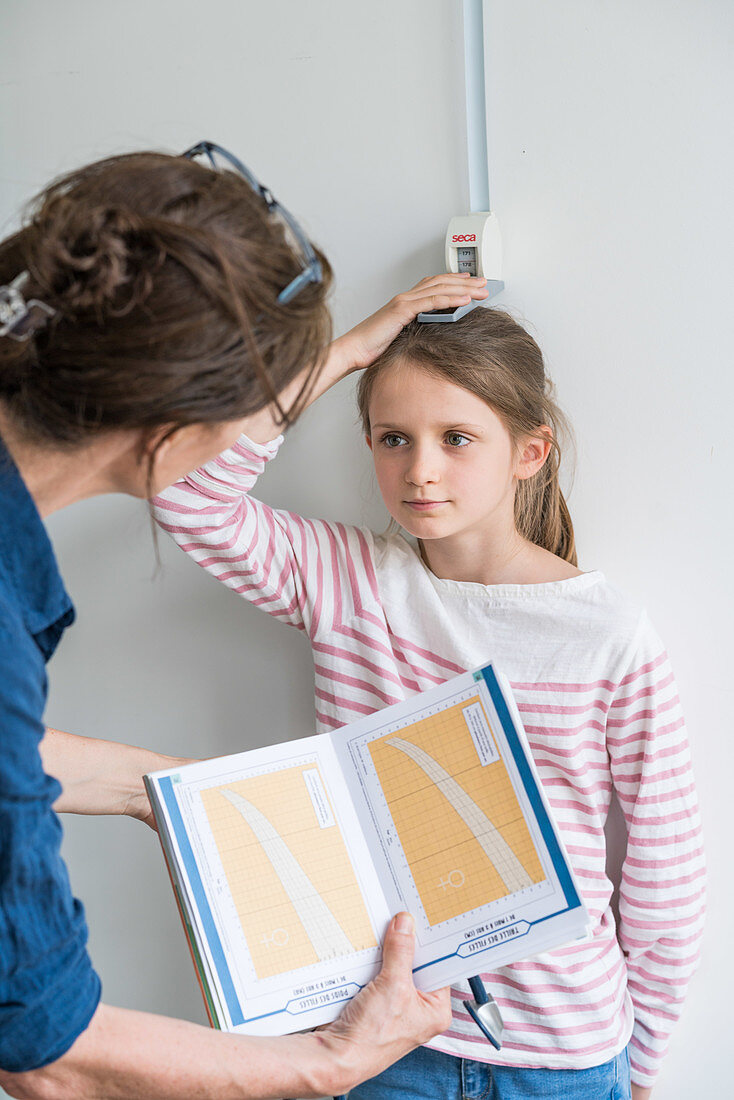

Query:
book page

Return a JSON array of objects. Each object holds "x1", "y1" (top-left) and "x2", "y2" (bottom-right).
[
  {"x1": 331, "y1": 665, "x2": 589, "y2": 990},
  {"x1": 148, "y1": 735, "x2": 391, "y2": 1035}
]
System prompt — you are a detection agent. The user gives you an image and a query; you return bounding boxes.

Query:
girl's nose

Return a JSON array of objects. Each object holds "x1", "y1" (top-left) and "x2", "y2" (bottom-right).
[{"x1": 405, "y1": 447, "x2": 440, "y2": 485}]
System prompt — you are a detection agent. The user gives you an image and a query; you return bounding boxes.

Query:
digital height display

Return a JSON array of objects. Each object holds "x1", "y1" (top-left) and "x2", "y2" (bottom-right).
[{"x1": 456, "y1": 246, "x2": 478, "y2": 275}]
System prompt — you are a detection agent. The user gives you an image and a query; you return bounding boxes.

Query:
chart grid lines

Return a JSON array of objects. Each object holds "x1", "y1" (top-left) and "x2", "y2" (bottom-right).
[
  {"x1": 368, "y1": 693, "x2": 545, "y2": 925},
  {"x1": 385, "y1": 737, "x2": 533, "y2": 894},
  {"x1": 200, "y1": 763, "x2": 377, "y2": 979},
  {"x1": 220, "y1": 789, "x2": 356, "y2": 960}
]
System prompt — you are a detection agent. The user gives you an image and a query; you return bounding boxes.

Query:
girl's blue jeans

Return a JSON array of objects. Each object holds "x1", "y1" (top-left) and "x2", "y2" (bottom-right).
[{"x1": 346, "y1": 1043, "x2": 631, "y2": 1100}]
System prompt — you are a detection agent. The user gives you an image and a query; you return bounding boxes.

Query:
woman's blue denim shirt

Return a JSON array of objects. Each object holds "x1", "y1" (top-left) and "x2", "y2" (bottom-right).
[{"x1": 0, "y1": 438, "x2": 100, "y2": 1072}]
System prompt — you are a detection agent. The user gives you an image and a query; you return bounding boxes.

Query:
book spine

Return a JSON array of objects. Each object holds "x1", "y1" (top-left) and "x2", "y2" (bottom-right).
[{"x1": 143, "y1": 775, "x2": 220, "y2": 1029}]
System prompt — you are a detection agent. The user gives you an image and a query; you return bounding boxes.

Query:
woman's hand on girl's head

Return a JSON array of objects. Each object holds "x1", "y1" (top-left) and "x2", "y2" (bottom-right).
[
  {"x1": 332, "y1": 273, "x2": 490, "y2": 377},
  {"x1": 241, "y1": 275, "x2": 490, "y2": 434}
]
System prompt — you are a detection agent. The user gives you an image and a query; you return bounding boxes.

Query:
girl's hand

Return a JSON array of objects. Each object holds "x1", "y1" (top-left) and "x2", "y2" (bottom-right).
[
  {"x1": 631, "y1": 1086, "x2": 653, "y2": 1100},
  {"x1": 332, "y1": 273, "x2": 489, "y2": 377}
]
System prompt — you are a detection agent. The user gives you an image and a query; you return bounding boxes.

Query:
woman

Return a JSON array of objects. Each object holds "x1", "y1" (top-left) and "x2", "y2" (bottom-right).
[{"x1": 0, "y1": 141, "x2": 487, "y2": 1099}]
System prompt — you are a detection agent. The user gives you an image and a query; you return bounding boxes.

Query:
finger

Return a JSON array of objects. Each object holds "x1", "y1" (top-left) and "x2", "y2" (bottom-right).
[
  {"x1": 419, "y1": 292, "x2": 477, "y2": 312},
  {"x1": 401, "y1": 276, "x2": 478, "y2": 299},
  {"x1": 387, "y1": 291, "x2": 485, "y2": 330},
  {"x1": 397, "y1": 285, "x2": 489, "y2": 311},
  {"x1": 418, "y1": 272, "x2": 480, "y2": 283},
  {"x1": 401, "y1": 283, "x2": 489, "y2": 306},
  {"x1": 411, "y1": 273, "x2": 484, "y2": 294},
  {"x1": 423, "y1": 987, "x2": 453, "y2": 1033},
  {"x1": 422, "y1": 987, "x2": 451, "y2": 1010},
  {"x1": 426, "y1": 272, "x2": 485, "y2": 283},
  {"x1": 377, "y1": 912, "x2": 417, "y2": 983}
]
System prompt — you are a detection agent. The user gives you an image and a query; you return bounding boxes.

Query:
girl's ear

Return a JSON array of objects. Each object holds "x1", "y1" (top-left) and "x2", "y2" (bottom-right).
[
  {"x1": 365, "y1": 432, "x2": 374, "y2": 452},
  {"x1": 516, "y1": 426, "x2": 552, "y2": 481}
]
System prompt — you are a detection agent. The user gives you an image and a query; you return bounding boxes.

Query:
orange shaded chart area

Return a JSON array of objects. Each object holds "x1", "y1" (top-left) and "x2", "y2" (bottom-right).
[
  {"x1": 200, "y1": 765, "x2": 376, "y2": 980},
  {"x1": 368, "y1": 695, "x2": 545, "y2": 926}
]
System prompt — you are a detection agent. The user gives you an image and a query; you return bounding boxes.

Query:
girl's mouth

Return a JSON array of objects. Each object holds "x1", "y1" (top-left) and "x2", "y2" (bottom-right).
[{"x1": 404, "y1": 500, "x2": 448, "y2": 511}]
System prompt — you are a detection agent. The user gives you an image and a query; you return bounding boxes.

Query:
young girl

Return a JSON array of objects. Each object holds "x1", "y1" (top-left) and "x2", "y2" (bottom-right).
[{"x1": 154, "y1": 299, "x2": 705, "y2": 1100}]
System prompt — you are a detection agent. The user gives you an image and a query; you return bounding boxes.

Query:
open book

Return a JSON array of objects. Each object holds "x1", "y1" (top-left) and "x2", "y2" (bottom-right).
[{"x1": 145, "y1": 663, "x2": 589, "y2": 1036}]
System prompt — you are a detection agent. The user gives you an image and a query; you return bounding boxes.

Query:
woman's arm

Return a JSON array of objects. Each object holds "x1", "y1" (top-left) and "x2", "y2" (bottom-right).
[
  {"x1": 240, "y1": 273, "x2": 488, "y2": 444},
  {"x1": 41, "y1": 727, "x2": 183, "y2": 829},
  {"x1": 0, "y1": 914, "x2": 451, "y2": 1100}
]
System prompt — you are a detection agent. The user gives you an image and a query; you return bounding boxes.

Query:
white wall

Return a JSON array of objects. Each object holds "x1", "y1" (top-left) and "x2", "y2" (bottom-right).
[
  {"x1": 0, "y1": 2, "x2": 730, "y2": 1096},
  {"x1": 483, "y1": 5, "x2": 731, "y2": 1094}
]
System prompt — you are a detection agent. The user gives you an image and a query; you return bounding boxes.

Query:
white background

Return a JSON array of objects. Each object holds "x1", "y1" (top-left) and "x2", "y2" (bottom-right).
[{"x1": 0, "y1": 2, "x2": 730, "y2": 1096}]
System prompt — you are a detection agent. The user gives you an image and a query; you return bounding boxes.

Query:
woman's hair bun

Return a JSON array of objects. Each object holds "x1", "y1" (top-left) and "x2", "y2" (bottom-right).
[
  {"x1": 0, "y1": 148, "x2": 332, "y2": 451},
  {"x1": 30, "y1": 198, "x2": 151, "y2": 317}
]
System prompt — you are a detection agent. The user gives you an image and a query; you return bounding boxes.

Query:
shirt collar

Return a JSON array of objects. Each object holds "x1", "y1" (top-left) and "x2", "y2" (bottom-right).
[{"x1": 0, "y1": 435, "x2": 75, "y2": 660}]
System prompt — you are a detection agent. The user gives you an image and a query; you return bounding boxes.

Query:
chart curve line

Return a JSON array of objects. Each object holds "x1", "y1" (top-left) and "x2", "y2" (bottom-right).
[
  {"x1": 385, "y1": 736, "x2": 532, "y2": 895},
  {"x1": 220, "y1": 788, "x2": 355, "y2": 960}
]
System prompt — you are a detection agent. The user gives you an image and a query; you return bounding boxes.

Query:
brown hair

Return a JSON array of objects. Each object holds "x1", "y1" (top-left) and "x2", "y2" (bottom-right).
[
  {"x1": 0, "y1": 150, "x2": 332, "y2": 460},
  {"x1": 357, "y1": 308, "x2": 577, "y2": 565}
]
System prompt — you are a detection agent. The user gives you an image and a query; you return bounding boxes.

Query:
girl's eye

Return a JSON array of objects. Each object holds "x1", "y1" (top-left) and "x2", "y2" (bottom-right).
[
  {"x1": 446, "y1": 432, "x2": 470, "y2": 447},
  {"x1": 381, "y1": 433, "x2": 407, "y2": 448}
]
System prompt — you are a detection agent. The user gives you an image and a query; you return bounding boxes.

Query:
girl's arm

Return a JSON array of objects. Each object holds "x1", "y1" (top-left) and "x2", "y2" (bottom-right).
[
  {"x1": 153, "y1": 275, "x2": 489, "y2": 639},
  {"x1": 240, "y1": 273, "x2": 488, "y2": 444},
  {"x1": 152, "y1": 432, "x2": 343, "y2": 637},
  {"x1": 607, "y1": 615, "x2": 705, "y2": 1092}
]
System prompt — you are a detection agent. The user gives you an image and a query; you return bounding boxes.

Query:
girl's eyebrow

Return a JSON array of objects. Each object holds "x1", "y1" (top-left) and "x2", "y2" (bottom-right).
[{"x1": 371, "y1": 421, "x2": 486, "y2": 432}]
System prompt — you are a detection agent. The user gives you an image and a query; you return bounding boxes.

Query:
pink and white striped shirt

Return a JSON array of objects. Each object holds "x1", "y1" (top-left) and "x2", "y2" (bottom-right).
[{"x1": 154, "y1": 433, "x2": 705, "y2": 1088}]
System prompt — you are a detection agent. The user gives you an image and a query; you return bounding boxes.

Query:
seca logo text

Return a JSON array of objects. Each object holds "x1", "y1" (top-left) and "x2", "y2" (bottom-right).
[{"x1": 452, "y1": 233, "x2": 477, "y2": 242}]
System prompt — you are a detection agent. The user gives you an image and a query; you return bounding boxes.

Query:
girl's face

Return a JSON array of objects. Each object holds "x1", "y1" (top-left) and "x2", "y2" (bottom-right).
[{"x1": 366, "y1": 359, "x2": 543, "y2": 547}]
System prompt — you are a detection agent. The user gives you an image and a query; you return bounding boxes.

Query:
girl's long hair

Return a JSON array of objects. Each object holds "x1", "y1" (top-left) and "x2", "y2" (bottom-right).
[
  {"x1": 356, "y1": 308, "x2": 577, "y2": 566},
  {"x1": 0, "y1": 150, "x2": 333, "y2": 464}
]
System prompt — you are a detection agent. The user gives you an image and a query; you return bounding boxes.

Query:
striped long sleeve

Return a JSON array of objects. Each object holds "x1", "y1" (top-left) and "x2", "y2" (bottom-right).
[
  {"x1": 608, "y1": 619, "x2": 705, "y2": 1086},
  {"x1": 152, "y1": 433, "x2": 376, "y2": 643}
]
